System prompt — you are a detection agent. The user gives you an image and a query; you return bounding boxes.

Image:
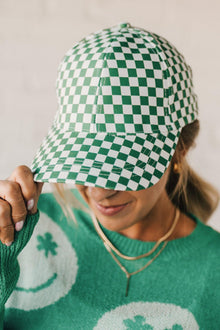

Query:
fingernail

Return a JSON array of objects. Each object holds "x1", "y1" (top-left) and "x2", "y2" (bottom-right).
[
  {"x1": 15, "y1": 220, "x2": 24, "y2": 232},
  {"x1": 5, "y1": 241, "x2": 13, "y2": 247},
  {"x1": 27, "y1": 199, "x2": 34, "y2": 211}
]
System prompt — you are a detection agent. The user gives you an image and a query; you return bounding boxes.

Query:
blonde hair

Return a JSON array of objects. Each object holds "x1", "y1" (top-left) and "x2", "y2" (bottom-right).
[
  {"x1": 53, "y1": 119, "x2": 219, "y2": 223},
  {"x1": 166, "y1": 120, "x2": 219, "y2": 223},
  {"x1": 52, "y1": 183, "x2": 90, "y2": 223}
]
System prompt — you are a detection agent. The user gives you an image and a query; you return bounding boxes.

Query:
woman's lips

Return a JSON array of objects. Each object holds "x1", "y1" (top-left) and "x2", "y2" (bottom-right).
[{"x1": 95, "y1": 202, "x2": 129, "y2": 216}]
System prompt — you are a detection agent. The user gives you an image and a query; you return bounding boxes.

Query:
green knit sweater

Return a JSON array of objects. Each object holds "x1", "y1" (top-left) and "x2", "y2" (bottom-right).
[{"x1": 1, "y1": 191, "x2": 220, "y2": 329}]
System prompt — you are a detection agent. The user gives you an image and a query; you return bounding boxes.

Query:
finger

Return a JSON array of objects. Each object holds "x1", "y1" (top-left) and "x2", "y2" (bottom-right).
[
  {"x1": 8, "y1": 165, "x2": 36, "y2": 201},
  {"x1": 0, "y1": 180, "x2": 27, "y2": 228},
  {"x1": 0, "y1": 199, "x2": 14, "y2": 246},
  {"x1": 9, "y1": 165, "x2": 42, "y2": 214},
  {"x1": 26, "y1": 181, "x2": 44, "y2": 214}
]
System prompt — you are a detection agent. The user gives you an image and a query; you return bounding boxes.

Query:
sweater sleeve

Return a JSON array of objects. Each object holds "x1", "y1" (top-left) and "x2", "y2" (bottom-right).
[{"x1": 0, "y1": 211, "x2": 40, "y2": 326}]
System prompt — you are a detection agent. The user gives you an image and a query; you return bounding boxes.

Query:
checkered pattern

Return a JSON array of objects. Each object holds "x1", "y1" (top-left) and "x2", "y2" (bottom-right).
[{"x1": 32, "y1": 23, "x2": 198, "y2": 191}]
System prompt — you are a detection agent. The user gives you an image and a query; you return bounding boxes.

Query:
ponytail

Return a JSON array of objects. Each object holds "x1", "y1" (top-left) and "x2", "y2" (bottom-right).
[{"x1": 166, "y1": 120, "x2": 219, "y2": 222}]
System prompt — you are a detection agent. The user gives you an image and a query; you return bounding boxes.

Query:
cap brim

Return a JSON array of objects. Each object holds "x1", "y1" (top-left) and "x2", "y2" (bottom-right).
[{"x1": 31, "y1": 125, "x2": 180, "y2": 191}]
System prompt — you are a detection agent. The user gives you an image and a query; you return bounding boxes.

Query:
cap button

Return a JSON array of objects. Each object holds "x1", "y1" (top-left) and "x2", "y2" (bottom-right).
[{"x1": 119, "y1": 22, "x2": 131, "y2": 29}]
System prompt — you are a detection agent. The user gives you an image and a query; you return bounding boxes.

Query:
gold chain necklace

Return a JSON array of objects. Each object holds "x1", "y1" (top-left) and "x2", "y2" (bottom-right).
[{"x1": 92, "y1": 208, "x2": 180, "y2": 296}]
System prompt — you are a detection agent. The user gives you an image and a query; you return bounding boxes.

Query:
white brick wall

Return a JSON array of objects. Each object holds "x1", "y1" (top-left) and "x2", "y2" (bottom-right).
[{"x1": 0, "y1": 0, "x2": 219, "y2": 229}]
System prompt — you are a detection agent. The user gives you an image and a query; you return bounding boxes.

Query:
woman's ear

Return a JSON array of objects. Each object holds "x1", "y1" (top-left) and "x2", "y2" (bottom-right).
[
  {"x1": 175, "y1": 136, "x2": 189, "y2": 160},
  {"x1": 171, "y1": 138, "x2": 188, "y2": 175}
]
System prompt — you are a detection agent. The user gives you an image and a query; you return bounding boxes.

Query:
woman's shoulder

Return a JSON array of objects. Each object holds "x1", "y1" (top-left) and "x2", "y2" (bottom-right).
[
  {"x1": 190, "y1": 213, "x2": 220, "y2": 239},
  {"x1": 197, "y1": 216, "x2": 220, "y2": 248},
  {"x1": 201, "y1": 223, "x2": 220, "y2": 296},
  {"x1": 197, "y1": 218, "x2": 220, "y2": 269},
  {"x1": 200, "y1": 220, "x2": 220, "y2": 243}
]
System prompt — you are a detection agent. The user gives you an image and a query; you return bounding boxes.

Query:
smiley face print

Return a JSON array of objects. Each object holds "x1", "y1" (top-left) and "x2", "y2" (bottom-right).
[
  {"x1": 6, "y1": 212, "x2": 78, "y2": 311},
  {"x1": 94, "y1": 302, "x2": 199, "y2": 329}
]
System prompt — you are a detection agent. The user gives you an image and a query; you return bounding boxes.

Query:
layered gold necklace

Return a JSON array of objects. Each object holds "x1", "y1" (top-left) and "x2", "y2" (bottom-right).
[{"x1": 92, "y1": 208, "x2": 180, "y2": 296}]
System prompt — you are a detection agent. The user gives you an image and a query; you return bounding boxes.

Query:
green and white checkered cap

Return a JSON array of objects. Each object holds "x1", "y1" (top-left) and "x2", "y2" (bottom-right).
[{"x1": 32, "y1": 22, "x2": 198, "y2": 191}]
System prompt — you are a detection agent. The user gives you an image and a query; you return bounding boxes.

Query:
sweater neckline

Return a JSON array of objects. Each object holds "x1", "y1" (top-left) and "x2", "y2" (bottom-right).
[{"x1": 98, "y1": 215, "x2": 211, "y2": 259}]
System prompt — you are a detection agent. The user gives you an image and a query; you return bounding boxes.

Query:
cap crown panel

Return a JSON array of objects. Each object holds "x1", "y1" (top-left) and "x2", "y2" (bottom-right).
[{"x1": 54, "y1": 25, "x2": 198, "y2": 135}]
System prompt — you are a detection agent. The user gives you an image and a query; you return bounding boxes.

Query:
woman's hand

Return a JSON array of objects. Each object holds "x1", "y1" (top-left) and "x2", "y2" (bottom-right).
[{"x1": 0, "y1": 166, "x2": 43, "y2": 246}]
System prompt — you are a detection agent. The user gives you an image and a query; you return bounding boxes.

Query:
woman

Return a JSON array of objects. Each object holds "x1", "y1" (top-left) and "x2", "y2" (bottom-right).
[{"x1": 1, "y1": 23, "x2": 219, "y2": 329}]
